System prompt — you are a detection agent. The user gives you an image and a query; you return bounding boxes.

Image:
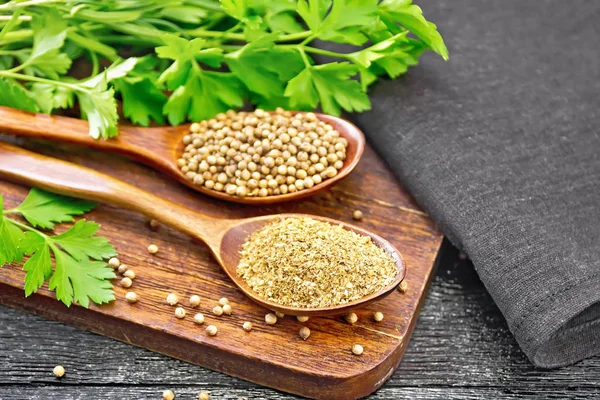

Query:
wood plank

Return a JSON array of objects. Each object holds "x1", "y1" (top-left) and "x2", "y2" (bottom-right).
[{"x1": 0, "y1": 137, "x2": 442, "y2": 399}]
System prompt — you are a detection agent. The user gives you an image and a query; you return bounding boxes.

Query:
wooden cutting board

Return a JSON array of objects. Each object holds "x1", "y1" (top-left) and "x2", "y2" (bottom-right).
[{"x1": 0, "y1": 136, "x2": 443, "y2": 400}]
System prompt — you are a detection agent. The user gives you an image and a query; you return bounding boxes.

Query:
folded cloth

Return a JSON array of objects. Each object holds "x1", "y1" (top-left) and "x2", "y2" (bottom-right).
[{"x1": 352, "y1": 0, "x2": 600, "y2": 367}]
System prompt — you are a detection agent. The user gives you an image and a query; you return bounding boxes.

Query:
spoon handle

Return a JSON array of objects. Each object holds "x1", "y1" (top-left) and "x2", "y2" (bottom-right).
[
  {"x1": 0, "y1": 142, "x2": 229, "y2": 249},
  {"x1": 0, "y1": 106, "x2": 178, "y2": 171}
]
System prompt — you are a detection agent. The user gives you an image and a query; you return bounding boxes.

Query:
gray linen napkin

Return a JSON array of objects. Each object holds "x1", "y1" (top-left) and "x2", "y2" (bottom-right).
[{"x1": 352, "y1": 0, "x2": 600, "y2": 367}]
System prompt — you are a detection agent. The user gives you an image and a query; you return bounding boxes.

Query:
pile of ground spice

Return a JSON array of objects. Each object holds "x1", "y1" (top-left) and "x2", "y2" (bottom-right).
[{"x1": 237, "y1": 217, "x2": 397, "y2": 308}]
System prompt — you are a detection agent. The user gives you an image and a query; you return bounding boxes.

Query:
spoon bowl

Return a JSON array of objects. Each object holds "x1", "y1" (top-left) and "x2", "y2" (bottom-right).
[
  {"x1": 0, "y1": 142, "x2": 405, "y2": 316},
  {"x1": 217, "y1": 214, "x2": 406, "y2": 316},
  {"x1": 0, "y1": 107, "x2": 365, "y2": 205}
]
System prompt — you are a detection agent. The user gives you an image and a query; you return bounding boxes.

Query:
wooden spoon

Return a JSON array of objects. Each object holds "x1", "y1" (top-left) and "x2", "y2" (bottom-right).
[
  {"x1": 0, "y1": 106, "x2": 365, "y2": 205},
  {"x1": 0, "y1": 142, "x2": 405, "y2": 316}
]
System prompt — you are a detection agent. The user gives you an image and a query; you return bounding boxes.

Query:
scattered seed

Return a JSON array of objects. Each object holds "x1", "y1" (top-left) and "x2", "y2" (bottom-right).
[
  {"x1": 108, "y1": 257, "x2": 120, "y2": 268},
  {"x1": 149, "y1": 219, "x2": 159, "y2": 231},
  {"x1": 120, "y1": 277, "x2": 132, "y2": 288},
  {"x1": 163, "y1": 390, "x2": 175, "y2": 400},
  {"x1": 175, "y1": 307, "x2": 186, "y2": 319},
  {"x1": 148, "y1": 244, "x2": 159, "y2": 254},
  {"x1": 296, "y1": 316, "x2": 309, "y2": 322},
  {"x1": 212, "y1": 305, "x2": 224, "y2": 316},
  {"x1": 345, "y1": 312, "x2": 358, "y2": 324},
  {"x1": 265, "y1": 313, "x2": 277, "y2": 325},
  {"x1": 275, "y1": 311, "x2": 285, "y2": 318},
  {"x1": 222, "y1": 304, "x2": 232, "y2": 315},
  {"x1": 206, "y1": 325, "x2": 218, "y2": 336},
  {"x1": 352, "y1": 344, "x2": 364, "y2": 355},
  {"x1": 199, "y1": 391, "x2": 210, "y2": 400},
  {"x1": 117, "y1": 264, "x2": 128, "y2": 274},
  {"x1": 299, "y1": 326, "x2": 311, "y2": 340},
  {"x1": 189, "y1": 295, "x2": 201, "y2": 307},
  {"x1": 242, "y1": 321, "x2": 253, "y2": 331},
  {"x1": 398, "y1": 280, "x2": 408, "y2": 293},
  {"x1": 218, "y1": 297, "x2": 229, "y2": 306},
  {"x1": 352, "y1": 210, "x2": 363, "y2": 220},
  {"x1": 125, "y1": 292, "x2": 138, "y2": 304},
  {"x1": 123, "y1": 270, "x2": 136, "y2": 280},
  {"x1": 194, "y1": 313, "x2": 205, "y2": 325},
  {"x1": 53, "y1": 365, "x2": 65, "y2": 378},
  {"x1": 373, "y1": 311, "x2": 384, "y2": 322},
  {"x1": 166, "y1": 293, "x2": 179, "y2": 306}
]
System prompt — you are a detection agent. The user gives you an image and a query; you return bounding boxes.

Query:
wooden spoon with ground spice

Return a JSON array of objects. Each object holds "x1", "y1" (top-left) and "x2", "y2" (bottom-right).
[
  {"x1": 0, "y1": 142, "x2": 404, "y2": 316},
  {"x1": 0, "y1": 106, "x2": 364, "y2": 205}
]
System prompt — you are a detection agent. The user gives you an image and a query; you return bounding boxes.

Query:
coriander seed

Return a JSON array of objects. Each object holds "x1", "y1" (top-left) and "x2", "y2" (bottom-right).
[
  {"x1": 299, "y1": 327, "x2": 311, "y2": 340},
  {"x1": 194, "y1": 313, "x2": 205, "y2": 325},
  {"x1": 177, "y1": 110, "x2": 348, "y2": 198},
  {"x1": 352, "y1": 344, "x2": 364, "y2": 356},
  {"x1": 166, "y1": 293, "x2": 179, "y2": 306},
  {"x1": 120, "y1": 277, "x2": 132, "y2": 288},
  {"x1": 242, "y1": 321, "x2": 253, "y2": 331},
  {"x1": 163, "y1": 390, "x2": 175, "y2": 400},
  {"x1": 345, "y1": 312, "x2": 358, "y2": 324},
  {"x1": 222, "y1": 304, "x2": 232, "y2": 315},
  {"x1": 125, "y1": 291, "x2": 138, "y2": 304},
  {"x1": 199, "y1": 391, "x2": 210, "y2": 400},
  {"x1": 265, "y1": 313, "x2": 277, "y2": 325},
  {"x1": 297, "y1": 316, "x2": 309, "y2": 322},
  {"x1": 206, "y1": 325, "x2": 218, "y2": 336},
  {"x1": 352, "y1": 210, "x2": 363, "y2": 220},
  {"x1": 212, "y1": 305, "x2": 224, "y2": 316},
  {"x1": 398, "y1": 280, "x2": 408, "y2": 293},
  {"x1": 123, "y1": 270, "x2": 136, "y2": 280},
  {"x1": 175, "y1": 307, "x2": 186, "y2": 319},
  {"x1": 275, "y1": 311, "x2": 285, "y2": 318},
  {"x1": 218, "y1": 297, "x2": 229, "y2": 306},
  {"x1": 373, "y1": 312, "x2": 384, "y2": 322},
  {"x1": 117, "y1": 264, "x2": 128, "y2": 274},
  {"x1": 108, "y1": 257, "x2": 120, "y2": 269},
  {"x1": 148, "y1": 244, "x2": 159, "y2": 254},
  {"x1": 189, "y1": 295, "x2": 201, "y2": 307},
  {"x1": 149, "y1": 219, "x2": 159, "y2": 231},
  {"x1": 53, "y1": 365, "x2": 65, "y2": 378}
]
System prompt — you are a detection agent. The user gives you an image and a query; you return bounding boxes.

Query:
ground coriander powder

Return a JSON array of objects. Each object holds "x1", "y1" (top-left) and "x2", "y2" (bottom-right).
[{"x1": 237, "y1": 217, "x2": 397, "y2": 308}]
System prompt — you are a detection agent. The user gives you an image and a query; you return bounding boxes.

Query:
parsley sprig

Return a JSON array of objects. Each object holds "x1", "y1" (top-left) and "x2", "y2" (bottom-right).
[
  {"x1": 0, "y1": 0, "x2": 447, "y2": 137},
  {"x1": 0, "y1": 189, "x2": 117, "y2": 307}
]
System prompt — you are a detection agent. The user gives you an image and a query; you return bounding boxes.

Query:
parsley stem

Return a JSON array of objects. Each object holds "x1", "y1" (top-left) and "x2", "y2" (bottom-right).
[
  {"x1": 0, "y1": 70, "x2": 80, "y2": 91},
  {"x1": 302, "y1": 46, "x2": 351, "y2": 59},
  {"x1": 297, "y1": 47, "x2": 312, "y2": 68}
]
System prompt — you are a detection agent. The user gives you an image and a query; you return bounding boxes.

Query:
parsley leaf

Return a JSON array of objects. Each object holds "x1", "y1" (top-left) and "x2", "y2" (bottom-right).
[
  {"x1": 49, "y1": 250, "x2": 115, "y2": 308},
  {"x1": 13, "y1": 188, "x2": 96, "y2": 230},
  {"x1": 285, "y1": 62, "x2": 371, "y2": 116},
  {"x1": 378, "y1": 0, "x2": 448, "y2": 60},
  {"x1": 53, "y1": 220, "x2": 116, "y2": 262},
  {"x1": 226, "y1": 35, "x2": 304, "y2": 109},
  {"x1": 25, "y1": 10, "x2": 71, "y2": 79},
  {"x1": 0, "y1": 78, "x2": 39, "y2": 112},
  {"x1": 1, "y1": 189, "x2": 117, "y2": 307},
  {"x1": 0, "y1": 196, "x2": 25, "y2": 265},
  {"x1": 158, "y1": 35, "x2": 245, "y2": 124}
]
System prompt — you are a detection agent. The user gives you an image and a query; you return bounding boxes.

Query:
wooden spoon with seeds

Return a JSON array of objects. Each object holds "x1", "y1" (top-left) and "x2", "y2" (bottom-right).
[
  {"x1": 0, "y1": 106, "x2": 365, "y2": 205},
  {"x1": 0, "y1": 142, "x2": 405, "y2": 316}
]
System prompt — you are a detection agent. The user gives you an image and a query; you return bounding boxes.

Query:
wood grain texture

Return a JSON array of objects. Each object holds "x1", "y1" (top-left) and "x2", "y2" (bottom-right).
[
  {"x1": 0, "y1": 106, "x2": 365, "y2": 205},
  {"x1": 0, "y1": 136, "x2": 442, "y2": 399},
  {"x1": 2, "y1": 246, "x2": 600, "y2": 399}
]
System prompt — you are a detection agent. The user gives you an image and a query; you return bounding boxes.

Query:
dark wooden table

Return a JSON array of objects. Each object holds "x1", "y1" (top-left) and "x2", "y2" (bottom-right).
[{"x1": 2, "y1": 240, "x2": 599, "y2": 399}]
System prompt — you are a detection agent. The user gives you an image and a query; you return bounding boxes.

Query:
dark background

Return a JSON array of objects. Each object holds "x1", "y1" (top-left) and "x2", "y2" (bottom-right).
[{"x1": 2, "y1": 242, "x2": 600, "y2": 399}]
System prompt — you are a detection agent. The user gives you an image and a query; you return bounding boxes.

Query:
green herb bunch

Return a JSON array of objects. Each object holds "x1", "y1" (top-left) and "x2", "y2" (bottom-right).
[
  {"x1": 0, "y1": 189, "x2": 117, "y2": 307},
  {"x1": 0, "y1": 0, "x2": 447, "y2": 138}
]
